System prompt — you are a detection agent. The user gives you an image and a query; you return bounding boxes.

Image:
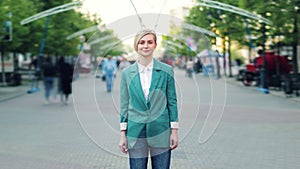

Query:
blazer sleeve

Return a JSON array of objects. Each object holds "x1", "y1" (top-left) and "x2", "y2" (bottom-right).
[
  {"x1": 120, "y1": 70, "x2": 129, "y2": 130},
  {"x1": 167, "y1": 68, "x2": 179, "y2": 128}
]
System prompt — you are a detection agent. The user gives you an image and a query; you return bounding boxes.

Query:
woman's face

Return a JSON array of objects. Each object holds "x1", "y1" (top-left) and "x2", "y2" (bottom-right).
[{"x1": 137, "y1": 34, "x2": 157, "y2": 58}]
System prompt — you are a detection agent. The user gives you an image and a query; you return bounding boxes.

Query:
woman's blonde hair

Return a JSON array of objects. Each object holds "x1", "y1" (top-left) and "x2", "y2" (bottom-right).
[{"x1": 133, "y1": 28, "x2": 157, "y2": 52}]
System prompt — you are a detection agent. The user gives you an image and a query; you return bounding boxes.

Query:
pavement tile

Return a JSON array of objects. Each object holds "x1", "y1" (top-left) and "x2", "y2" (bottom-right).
[{"x1": 1, "y1": 71, "x2": 300, "y2": 169}]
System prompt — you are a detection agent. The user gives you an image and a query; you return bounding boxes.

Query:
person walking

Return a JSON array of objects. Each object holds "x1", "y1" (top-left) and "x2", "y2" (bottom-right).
[
  {"x1": 119, "y1": 29, "x2": 179, "y2": 169},
  {"x1": 186, "y1": 58, "x2": 193, "y2": 78},
  {"x1": 103, "y1": 55, "x2": 117, "y2": 92},
  {"x1": 118, "y1": 57, "x2": 131, "y2": 70},
  {"x1": 41, "y1": 56, "x2": 56, "y2": 104},
  {"x1": 57, "y1": 57, "x2": 73, "y2": 105}
]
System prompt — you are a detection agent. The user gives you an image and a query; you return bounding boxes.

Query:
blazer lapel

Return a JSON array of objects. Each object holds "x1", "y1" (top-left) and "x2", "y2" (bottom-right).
[
  {"x1": 149, "y1": 59, "x2": 161, "y2": 97},
  {"x1": 130, "y1": 62, "x2": 147, "y2": 105}
]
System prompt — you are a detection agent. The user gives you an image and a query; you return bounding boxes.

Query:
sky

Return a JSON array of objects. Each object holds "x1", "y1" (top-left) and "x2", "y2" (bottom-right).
[
  {"x1": 81, "y1": 0, "x2": 195, "y2": 25},
  {"x1": 80, "y1": 0, "x2": 195, "y2": 54}
]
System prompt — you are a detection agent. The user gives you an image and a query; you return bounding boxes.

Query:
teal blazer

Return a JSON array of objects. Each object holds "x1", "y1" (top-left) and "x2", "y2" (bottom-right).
[{"x1": 120, "y1": 59, "x2": 178, "y2": 149}]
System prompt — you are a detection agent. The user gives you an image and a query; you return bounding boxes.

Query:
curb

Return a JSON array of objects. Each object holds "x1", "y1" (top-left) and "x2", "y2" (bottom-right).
[
  {"x1": 0, "y1": 85, "x2": 30, "y2": 103},
  {"x1": 225, "y1": 77, "x2": 300, "y2": 103},
  {"x1": 0, "y1": 92, "x2": 27, "y2": 103}
]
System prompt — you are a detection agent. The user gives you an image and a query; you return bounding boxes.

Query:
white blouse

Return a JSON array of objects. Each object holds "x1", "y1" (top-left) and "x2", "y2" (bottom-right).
[{"x1": 138, "y1": 60, "x2": 153, "y2": 100}]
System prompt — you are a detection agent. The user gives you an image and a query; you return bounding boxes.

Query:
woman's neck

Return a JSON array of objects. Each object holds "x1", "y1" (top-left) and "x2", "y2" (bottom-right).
[{"x1": 138, "y1": 56, "x2": 153, "y2": 66}]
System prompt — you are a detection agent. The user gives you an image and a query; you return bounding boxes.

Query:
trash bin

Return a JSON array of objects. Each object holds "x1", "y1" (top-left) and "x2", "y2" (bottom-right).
[{"x1": 203, "y1": 64, "x2": 214, "y2": 76}]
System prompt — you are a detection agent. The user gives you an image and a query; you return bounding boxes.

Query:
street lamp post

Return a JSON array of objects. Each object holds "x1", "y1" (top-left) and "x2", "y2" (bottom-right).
[
  {"x1": 227, "y1": 36, "x2": 233, "y2": 77},
  {"x1": 27, "y1": 16, "x2": 50, "y2": 93},
  {"x1": 37, "y1": 16, "x2": 50, "y2": 72},
  {"x1": 1, "y1": 12, "x2": 13, "y2": 86},
  {"x1": 259, "y1": 22, "x2": 269, "y2": 93},
  {"x1": 222, "y1": 36, "x2": 227, "y2": 76},
  {"x1": 292, "y1": 6, "x2": 299, "y2": 75}
]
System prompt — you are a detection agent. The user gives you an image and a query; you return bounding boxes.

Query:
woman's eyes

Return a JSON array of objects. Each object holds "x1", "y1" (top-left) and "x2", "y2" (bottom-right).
[{"x1": 139, "y1": 41, "x2": 154, "y2": 45}]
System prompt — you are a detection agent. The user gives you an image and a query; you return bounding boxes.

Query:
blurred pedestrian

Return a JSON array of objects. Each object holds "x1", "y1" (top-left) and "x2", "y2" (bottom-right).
[
  {"x1": 118, "y1": 57, "x2": 131, "y2": 70},
  {"x1": 99, "y1": 58, "x2": 107, "y2": 81},
  {"x1": 119, "y1": 28, "x2": 179, "y2": 169},
  {"x1": 186, "y1": 58, "x2": 193, "y2": 78},
  {"x1": 57, "y1": 57, "x2": 73, "y2": 105},
  {"x1": 28, "y1": 56, "x2": 39, "y2": 90},
  {"x1": 29, "y1": 56, "x2": 38, "y2": 70},
  {"x1": 73, "y1": 60, "x2": 81, "y2": 81},
  {"x1": 41, "y1": 56, "x2": 56, "y2": 104},
  {"x1": 116, "y1": 54, "x2": 122, "y2": 68},
  {"x1": 103, "y1": 55, "x2": 117, "y2": 92}
]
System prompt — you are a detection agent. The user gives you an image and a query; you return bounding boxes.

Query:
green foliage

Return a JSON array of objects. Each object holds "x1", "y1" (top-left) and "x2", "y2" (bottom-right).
[
  {"x1": 161, "y1": 35, "x2": 190, "y2": 57},
  {"x1": 2, "y1": 0, "x2": 298, "y2": 62},
  {"x1": 0, "y1": 0, "x2": 121, "y2": 59},
  {"x1": 182, "y1": 0, "x2": 300, "y2": 63}
]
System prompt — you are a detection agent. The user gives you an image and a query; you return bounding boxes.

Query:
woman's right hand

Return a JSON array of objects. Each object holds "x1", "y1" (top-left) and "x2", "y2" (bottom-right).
[{"x1": 119, "y1": 132, "x2": 128, "y2": 154}]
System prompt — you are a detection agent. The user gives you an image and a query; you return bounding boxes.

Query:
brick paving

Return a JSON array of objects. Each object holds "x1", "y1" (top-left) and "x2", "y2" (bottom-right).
[{"x1": 0, "y1": 69, "x2": 300, "y2": 169}]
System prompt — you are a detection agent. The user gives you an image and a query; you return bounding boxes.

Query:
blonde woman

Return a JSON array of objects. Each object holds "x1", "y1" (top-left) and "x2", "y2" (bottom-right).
[{"x1": 119, "y1": 29, "x2": 179, "y2": 169}]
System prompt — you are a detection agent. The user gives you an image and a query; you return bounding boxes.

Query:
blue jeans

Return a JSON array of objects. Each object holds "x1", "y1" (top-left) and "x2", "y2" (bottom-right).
[
  {"x1": 44, "y1": 77, "x2": 54, "y2": 100},
  {"x1": 105, "y1": 73, "x2": 114, "y2": 91},
  {"x1": 129, "y1": 128, "x2": 171, "y2": 169}
]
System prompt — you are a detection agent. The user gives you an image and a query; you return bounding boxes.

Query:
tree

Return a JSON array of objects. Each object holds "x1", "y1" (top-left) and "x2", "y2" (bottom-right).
[
  {"x1": 0, "y1": 0, "x2": 121, "y2": 57},
  {"x1": 184, "y1": 0, "x2": 299, "y2": 65}
]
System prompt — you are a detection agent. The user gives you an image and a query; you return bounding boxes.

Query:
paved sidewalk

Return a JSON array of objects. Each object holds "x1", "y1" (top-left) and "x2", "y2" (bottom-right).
[
  {"x1": 1, "y1": 75, "x2": 299, "y2": 103},
  {"x1": 1, "y1": 70, "x2": 300, "y2": 169},
  {"x1": 0, "y1": 84, "x2": 29, "y2": 102},
  {"x1": 225, "y1": 77, "x2": 300, "y2": 103}
]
